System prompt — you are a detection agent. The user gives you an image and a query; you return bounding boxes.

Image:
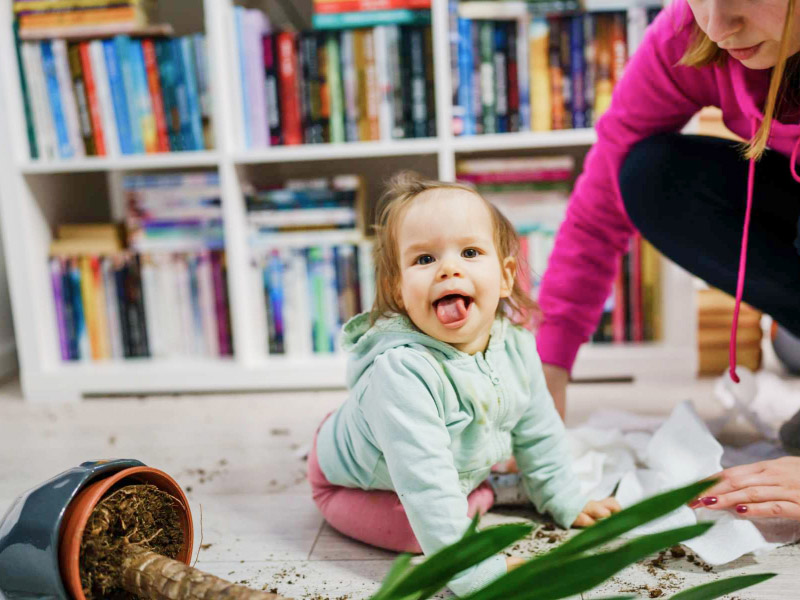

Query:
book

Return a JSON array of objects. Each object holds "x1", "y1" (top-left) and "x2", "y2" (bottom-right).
[
  {"x1": 141, "y1": 38, "x2": 169, "y2": 152},
  {"x1": 277, "y1": 31, "x2": 303, "y2": 145},
  {"x1": 478, "y1": 21, "x2": 495, "y2": 135},
  {"x1": 22, "y1": 42, "x2": 58, "y2": 159},
  {"x1": 89, "y1": 39, "x2": 119, "y2": 155},
  {"x1": 14, "y1": 25, "x2": 39, "y2": 159},
  {"x1": 528, "y1": 18, "x2": 551, "y2": 131},
  {"x1": 312, "y1": 9, "x2": 431, "y2": 30},
  {"x1": 41, "y1": 40, "x2": 74, "y2": 158},
  {"x1": 179, "y1": 36, "x2": 204, "y2": 151},
  {"x1": 112, "y1": 36, "x2": 144, "y2": 153},
  {"x1": 77, "y1": 41, "x2": 106, "y2": 154},
  {"x1": 130, "y1": 38, "x2": 157, "y2": 152},
  {"x1": 313, "y1": 0, "x2": 431, "y2": 12}
]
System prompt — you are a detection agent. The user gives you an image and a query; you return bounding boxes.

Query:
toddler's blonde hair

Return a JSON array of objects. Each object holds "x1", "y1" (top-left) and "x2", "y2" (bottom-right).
[{"x1": 369, "y1": 171, "x2": 539, "y2": 327}]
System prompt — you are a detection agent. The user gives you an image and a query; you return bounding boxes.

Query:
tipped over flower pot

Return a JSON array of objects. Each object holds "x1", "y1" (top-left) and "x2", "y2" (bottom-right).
[{"x1": 0, "y1": 460, "x2": 292, "y2": 600}]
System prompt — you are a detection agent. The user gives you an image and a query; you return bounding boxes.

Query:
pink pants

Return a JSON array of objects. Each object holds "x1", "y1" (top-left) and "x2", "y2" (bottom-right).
[{"x1": 308, "y1": 418, "x2": 495, "y2": 553}]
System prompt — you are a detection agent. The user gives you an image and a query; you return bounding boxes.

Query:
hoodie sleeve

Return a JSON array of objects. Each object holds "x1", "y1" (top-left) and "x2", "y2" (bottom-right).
[
  {"x1": 536, "y1": 0, "x2": 719, "y2": 371},
  {"x1": 360, "y1": 348, "x2": 507, "y2": 597},
  {"x1": 512, "y1": 333, "x2": 586, "y2": 528}
]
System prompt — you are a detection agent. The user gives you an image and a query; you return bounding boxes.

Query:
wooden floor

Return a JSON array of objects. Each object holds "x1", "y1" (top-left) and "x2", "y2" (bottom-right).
[{"x1": 1, "y1": 369, "x2": 797, "y2": 600}]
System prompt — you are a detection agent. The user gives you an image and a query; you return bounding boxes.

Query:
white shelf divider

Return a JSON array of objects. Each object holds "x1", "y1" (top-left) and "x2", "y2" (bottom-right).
[{"x1": 0, "y1": 0, "x2": 698, "y2": 401}]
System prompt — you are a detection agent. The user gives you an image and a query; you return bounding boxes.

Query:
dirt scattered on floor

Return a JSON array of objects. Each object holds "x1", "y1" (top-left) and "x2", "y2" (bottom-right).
[{"x1": 270, "y1": 428, "x2": 290, "y2": 436}]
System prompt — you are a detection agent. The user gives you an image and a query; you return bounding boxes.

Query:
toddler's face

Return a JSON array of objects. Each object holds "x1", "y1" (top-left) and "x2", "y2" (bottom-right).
[{"x1": 395, "y1": 189, "x2": 515, "y2": 355}]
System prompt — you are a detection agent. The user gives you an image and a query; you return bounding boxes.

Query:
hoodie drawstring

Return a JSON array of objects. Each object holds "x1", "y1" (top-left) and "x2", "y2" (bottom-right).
[
  {"x1": 729, "y1": 120, "x2": 760, "y2": 383},
  {"x1": 791, "y1": 135, "x2": 800, "y2": 183}
]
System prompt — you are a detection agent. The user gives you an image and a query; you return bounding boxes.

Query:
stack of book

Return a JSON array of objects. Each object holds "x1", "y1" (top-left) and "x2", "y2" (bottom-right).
[
  {"x1": 457, "y1": 155, "x2": 662, "y2": 343},
  {"x1": 234, "y1": 5, "x2": 434, "y2": 147},
  {"x1": 450, "y1": 1, "x2": 661, "y2": 135},
  {"x1": 16, "y1": 33, "x2": 211, "y2": 160},
  {"x1": 48, "y1": 172, "x2": 234, "y2": 362},
  {"x1": 125, "y1": 172, "x2": 223, "y2": 252},
  {"x1": 14, "y1": 0, "x2": 161, "y2": 38},
  {"x1": 697, "y1": 288, "x2": 762, "y2": 376},
  {"x1": 246, "y1": 176, "x2": 374, "y2": 356}
]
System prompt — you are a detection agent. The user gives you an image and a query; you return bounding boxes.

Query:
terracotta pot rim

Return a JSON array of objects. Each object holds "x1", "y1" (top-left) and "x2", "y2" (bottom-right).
[{"x1": 58, "y1": 465, "x2": 193, "y2": 600}]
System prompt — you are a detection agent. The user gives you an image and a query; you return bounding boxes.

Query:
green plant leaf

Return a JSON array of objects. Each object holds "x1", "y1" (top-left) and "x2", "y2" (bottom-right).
[
  {"x1": 463, "y1": 523, "x2": 713, "y2": 600},
  {"x1": 669, "y1": 573, "x2": 777, "y2": 599},
  {"x1": 373, "y1": 553, "x2": 414, "y2": 598},
  {"x1": 547, "y1": 479, "x2": 717, "y2": 562},
  {"x1": 372, "y1": 522, "x2": 533, "y2": 600}
]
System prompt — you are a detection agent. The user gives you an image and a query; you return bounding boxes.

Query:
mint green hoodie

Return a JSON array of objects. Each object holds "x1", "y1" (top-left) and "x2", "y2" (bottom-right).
[{"x1": 316, "y1": 312, "x2": 586, "y2": 597}]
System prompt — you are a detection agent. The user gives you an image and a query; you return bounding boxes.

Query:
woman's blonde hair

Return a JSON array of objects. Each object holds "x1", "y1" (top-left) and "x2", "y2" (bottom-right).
[
  {"x1": 369, "y1": 171, "x2": 538, "y2": 327},
  {"x1": 678, "y1": 0, "x2": 798, "y2": 160}
]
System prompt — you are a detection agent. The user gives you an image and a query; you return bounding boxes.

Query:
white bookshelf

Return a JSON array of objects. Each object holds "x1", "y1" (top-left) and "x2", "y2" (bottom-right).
[{"x1": 0, "y1": 0, "x2": 696, "y2": 402}]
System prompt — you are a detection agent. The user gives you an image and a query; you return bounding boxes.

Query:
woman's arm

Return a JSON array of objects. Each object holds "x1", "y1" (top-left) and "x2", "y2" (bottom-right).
[{"x1": 537, "y1": 0, "x2": 717, "y2": 373}]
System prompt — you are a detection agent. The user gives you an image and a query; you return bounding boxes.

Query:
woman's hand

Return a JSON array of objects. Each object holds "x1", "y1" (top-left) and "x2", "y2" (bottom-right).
[
  {"x1": 543, "y1": 363, "x2": 569, "y2": 421},
  {"x1": 573, "y1": 497, "x2": 622, "y2": 527},
  {"x1": 690, "y1": 457, "x2": 800, "y2": 520}
]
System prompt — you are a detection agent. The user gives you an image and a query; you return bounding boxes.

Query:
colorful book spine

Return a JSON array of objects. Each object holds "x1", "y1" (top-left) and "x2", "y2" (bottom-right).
[
  {"x1": 234, "y1": 7, "x2": 251, "y2": 148},
  {"x1": 131, "y1": 39, "x2": 157, "y2": 153},
  {"x1": 22, "y1": 42, "x2": 57, "y2": 159},
  {"x1": 52, "y1": 39, "x2": 85, "y2": 156},
  {"x1": 112, "y1": 36, "x2": 143, "y2": 153},
  {"x1": 456, "y1": 18, "x2": 474, "y2": 135},
  {"x1": 326, "y1": 32, "x2": 345, "y2": 143},
  {"x1": 179, "y1": 36, "x2": 204, "y2": 151},
  {"x1": 244, "y1": 9, "x2": 270, "y2": 148},
  {"x1": 277, "y1": 31, "x2": 303, "y2": 145},
  {"x1": 506, "y1": 21, "x2": 520, "y2": 133},
  {"x1": 569, "y1": 15, "x2": 587, "y2": 128},
  {"x1": 40, "y1": 40, "x2": 73, "y2": 158},
  {"x1": 313, "y1": 0, "x2": 431, "y2": 12},
  {"x1": 141, "y1": 39, "x2": 169, "y2": 152},
  {"x1": 89, "y1": 39, "x2": 119, "y2": 155},
  {"x1": 516, "y1": 16, "x2": 530, "y2": 131},
  {"x1": 312, "y1": 9, "x2": 431, "y2": 30},
  {"x1": 340, "y1": 30, "x2": 359, "y2": 142},
  {"x1": 67, "y1": 43, "x2": 95, "y2": 155},
  {"x1": 154, "y1": 38, "x2": 180, "y2": 151},
  {"x1": 50, "y1": 258, "x2": 70, "y2": 360},
  {"x1": 493, "y1": 23, "x2": 508, "y2": 134},
  {"x1": 263, "y1": 33, "x2": 282, "y2": 146},
  {"x1": 407, "y1": 26, "x2": 427, "y2": 138},
  {"x1": 14, "y1": 24, "x2": 39, "y2": 159},
  {"x1": 77, "y1": 41, "x2": 106, "y2": 155},
  {"x1": 478, "y1": 21, "x2": 495, "y2": 135}
]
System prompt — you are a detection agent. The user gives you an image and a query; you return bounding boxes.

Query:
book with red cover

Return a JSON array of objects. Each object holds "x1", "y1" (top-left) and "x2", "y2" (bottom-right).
[
  {"x1": 141, "y1": 38, "x2": 169, "y2": 152},
  {"x1": 611, "y1": 253, "x2": 626, "y2": 343},
  {"x1": 629, "y1": 234, "x2": 644, "y2": 342},
  {"x1": 77, "y1": 41, "x2": 106, "y2": 155},
  {"x1": 277, "y1": 31, "x2": 303, "y2": 145}
]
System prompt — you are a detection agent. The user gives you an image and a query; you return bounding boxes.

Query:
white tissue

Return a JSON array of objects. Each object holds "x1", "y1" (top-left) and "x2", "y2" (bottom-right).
[{"x1": 567, "y1": 399, "x2": 800, "y2": 565}]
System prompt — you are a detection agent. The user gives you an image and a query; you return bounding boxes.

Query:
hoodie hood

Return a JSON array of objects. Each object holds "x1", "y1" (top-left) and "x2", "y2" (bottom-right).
[{"x1": 341, "y1": 312, "x2": 506, "y2": 388}]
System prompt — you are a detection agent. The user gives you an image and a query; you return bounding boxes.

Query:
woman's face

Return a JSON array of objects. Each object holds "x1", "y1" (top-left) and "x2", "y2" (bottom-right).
[{"x1": 687, "y1": 0, "x2": 800, "y2": 69}]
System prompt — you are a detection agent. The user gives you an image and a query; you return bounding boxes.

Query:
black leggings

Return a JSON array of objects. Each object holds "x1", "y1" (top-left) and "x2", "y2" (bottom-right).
[{"x1": 619, "y1": 133, "x2": 800, "y2": 338}]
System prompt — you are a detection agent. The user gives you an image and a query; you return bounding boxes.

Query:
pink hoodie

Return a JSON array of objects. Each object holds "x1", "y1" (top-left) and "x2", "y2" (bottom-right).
[{"x1": 536, "y1": 0, "x2": 800, "y2": 381}]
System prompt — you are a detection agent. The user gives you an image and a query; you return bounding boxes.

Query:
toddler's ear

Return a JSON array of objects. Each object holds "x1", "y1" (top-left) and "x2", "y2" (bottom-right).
[{"x1": 500, "y1": 256, "x2": 516, "y2": 299}]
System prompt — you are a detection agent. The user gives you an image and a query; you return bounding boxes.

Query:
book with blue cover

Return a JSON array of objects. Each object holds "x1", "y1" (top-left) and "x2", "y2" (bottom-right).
[
  {"x1": 40, "y1": 40, "x2": 73, "y2": 158},
  {"x1": 131, "y1": 38, "x2": 157, "y2": 152},
  {"x1": 154, "y1": 38, "x2": 180, "y2": 151},
  {"x1": 179, "y1": 36, "x2": 204, "y2": 150},
  {"x1": 113, "y1": 36, "x2": 145, "y2": 153}
]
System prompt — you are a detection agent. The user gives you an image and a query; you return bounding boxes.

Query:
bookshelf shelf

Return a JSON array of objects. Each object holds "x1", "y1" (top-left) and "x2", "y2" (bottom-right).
[
  {"x1": 233, "y1": 138, "x2": 441, "y2": 164},
  {"x1": 453, "y1": 129, "x2": 598, "y2": 153},
  {"x1": 0, "y1": 0, "x2": 696, "y2": 402},
  {"x1": 19, "y1": 151, "x2": 222, "y2": 174}
]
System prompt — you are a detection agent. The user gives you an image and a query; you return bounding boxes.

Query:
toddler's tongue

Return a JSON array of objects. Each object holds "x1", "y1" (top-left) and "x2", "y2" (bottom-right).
[{"x1": 436, "y1": 295, "x2": 468, "y2": 325}]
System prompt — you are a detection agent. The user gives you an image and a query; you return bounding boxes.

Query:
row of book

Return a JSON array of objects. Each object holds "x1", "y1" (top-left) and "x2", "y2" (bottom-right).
[
  {"x1": 234, "y1": 7, "x2": 435, "y2": 147},
  {"x1": 49, "y1": 251, "x2": 233, "y2": 362},
  {"x1": 245, "y1": 175, "x2": 365, "y2": 237},
  {"x1": 312, "y1": 0, "x2": 431, "y2": 14},
  {"x1": 252, "y1": 242, "x2": 375, "y2": 356},
  {"x1": 450, "y1": 2, "x2": 661, "y2": 134},
  {"x1": 456, "y1": 155, "x2": 661, "y2": 343},
  {"x1": 124, "y1": 171, "x2": 223, "y2": 251},
  {"x1": 14, "y1": 0, "x2": 160, "y2": 35},
  {"x1": 16, "y1": 34, "x2": 211, "y2": 160}
]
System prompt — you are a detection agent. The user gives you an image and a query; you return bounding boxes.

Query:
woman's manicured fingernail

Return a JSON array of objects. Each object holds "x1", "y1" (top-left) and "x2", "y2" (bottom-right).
[
  {"x1": 736, "y1": 504, "x2": 748, "y2": 514},
  {"x1": 701, "y1": 496, "x2": 718, "y2": 506}
]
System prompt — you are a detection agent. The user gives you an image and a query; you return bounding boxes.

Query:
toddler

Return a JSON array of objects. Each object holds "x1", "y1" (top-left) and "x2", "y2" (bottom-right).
[{"x1": 307, "y1": 172, "x2": 620, "y2": 596}]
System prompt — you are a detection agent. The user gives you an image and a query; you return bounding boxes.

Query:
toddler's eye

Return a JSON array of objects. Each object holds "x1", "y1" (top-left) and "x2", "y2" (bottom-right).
[
  {"x1": 462, "y1": 248, "x2": 479, "y2": 258},
  {"x1": 416, "y1": 255, "x2": 435, "y2": 265}
]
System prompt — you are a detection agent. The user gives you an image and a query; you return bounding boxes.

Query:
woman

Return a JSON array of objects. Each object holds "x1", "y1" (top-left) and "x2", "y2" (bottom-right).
[{"x1": 536, "y1": 0, "x2": 800, "y2": 518}]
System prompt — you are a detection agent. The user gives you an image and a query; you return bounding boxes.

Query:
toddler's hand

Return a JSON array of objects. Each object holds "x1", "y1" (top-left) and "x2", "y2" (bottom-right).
[
  {"x1": 572, "y1": 497, "x2": 622, "y2": 527},
  {"x1": 506, "y1": 556, "x2": 526, "y2": 571}
]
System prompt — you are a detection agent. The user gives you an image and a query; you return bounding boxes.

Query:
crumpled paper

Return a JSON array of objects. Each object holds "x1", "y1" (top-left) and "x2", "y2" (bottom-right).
[{"x1": 567, "y1": 387, "x2": 800, "y2": 565}]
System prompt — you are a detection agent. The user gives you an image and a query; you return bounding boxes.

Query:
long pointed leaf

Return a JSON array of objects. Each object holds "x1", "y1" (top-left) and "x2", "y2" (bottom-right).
[
  {"x1": 463, "y1": 523, "x2": 713, "y2": 600},
  {"x1": 373, "y1": 554, "x2": 415, "y2": 598},
  {"x1": 546, "y1": 479, "x2": 716, "y2": 562},
  {"x1": 377, "y1": 522, "x2": 533, "y2": 600},
  {"x1": 669, "y1": 574, "x2": 777, "y2": 600}
]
